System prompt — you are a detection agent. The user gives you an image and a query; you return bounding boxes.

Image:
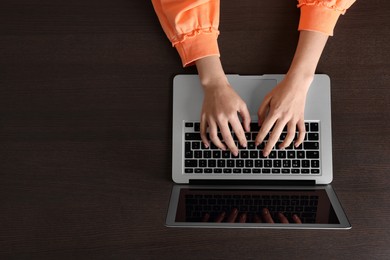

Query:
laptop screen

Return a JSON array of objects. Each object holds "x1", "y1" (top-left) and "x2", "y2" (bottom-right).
[{"x1": 166, "y1": 185, "x2": 351, "y2": 229}]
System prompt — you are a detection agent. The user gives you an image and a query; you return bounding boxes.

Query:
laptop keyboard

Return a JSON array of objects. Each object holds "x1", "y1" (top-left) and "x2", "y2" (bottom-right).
[{"x1": 183, "y1": 121, "x2": 320, "y2": 175}]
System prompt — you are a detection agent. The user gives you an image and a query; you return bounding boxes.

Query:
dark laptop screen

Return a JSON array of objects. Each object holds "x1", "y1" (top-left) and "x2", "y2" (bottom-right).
[{"x1": 175, "y1": 188, "x2": 339, "y2": 224}]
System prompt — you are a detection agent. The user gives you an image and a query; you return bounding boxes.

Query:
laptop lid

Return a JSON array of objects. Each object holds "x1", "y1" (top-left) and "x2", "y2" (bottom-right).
[{"x1": 172, "y1": 74, "x2": 333, "y2": 184}]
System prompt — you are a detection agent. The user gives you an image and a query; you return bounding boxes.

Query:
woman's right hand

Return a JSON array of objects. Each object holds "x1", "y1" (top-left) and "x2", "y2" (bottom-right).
[{"x1": 200, "y1": 77, "x2": 251, "y2": 156}]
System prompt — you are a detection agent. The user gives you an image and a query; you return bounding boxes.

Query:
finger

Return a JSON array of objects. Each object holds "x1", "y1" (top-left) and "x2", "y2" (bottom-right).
[
  {"x1": 254, "y1": 214, "x2": 262, "y2": 223},
  {"x1": 238, "y1": 213, "x2": 247, "y2": 223},
  {"x1": 257, "y1": 95, "x2": 271, "y2": 127},
  {"x1": 215, "y1": 211, "x2": 226, "y2": 223},
  {"x1": 202, "y1": 213, "x2": 210, "y2": 222},
  {"x1": 263, "y1": 120, "x2": 285, "y2": 157},
  {"x1": 255, "y1": 115, "x2": 277, "y2": 148},
  {"x1": 279, "y1": 122, "x2": 296, "y2": 149},
  {"x1": 292, "y1": 214, "x2": 302, "y2": 224},
  {"x1": 230, "y1": 115, "x2": 247, "y2": 149},
  {"x1": 262, "y1": 208, "x2": 274, "y2": 224},
  {"x1": 200, "y1": 115, "x2": 210, "y2": 148},
  {"x1": 208, "y1": 120, "x2": 226, "y2": 150},
  {"x1": 226, "y1": 208, "x2": 239, "y2": 223},
  {"x1": 239, "y1": 103, "x2": 251, "y2": 133},
  {"x1": 219, "y1": 123, "x2": 238, "y2": 156},
  {"x1": 295, "y1": 119, "x2": 306, "y2": 147},
  {"x1": 278, "y1": 212, "x2": 289, "y2": 224}
]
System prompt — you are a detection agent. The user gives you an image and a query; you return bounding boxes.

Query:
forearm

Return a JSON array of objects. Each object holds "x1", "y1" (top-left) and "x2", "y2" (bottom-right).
[{"x1": 286, "y1": 30, "x2": 329, "y2": 85}]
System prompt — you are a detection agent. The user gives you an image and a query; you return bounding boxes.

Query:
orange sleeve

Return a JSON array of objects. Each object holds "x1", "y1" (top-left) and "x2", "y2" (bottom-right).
[
  {"x1": 297, "y1": 0, "x2": 356, "y2": 36},
  {"x1": 151, "y1": 0, "x2": 220, "y2": 67}
]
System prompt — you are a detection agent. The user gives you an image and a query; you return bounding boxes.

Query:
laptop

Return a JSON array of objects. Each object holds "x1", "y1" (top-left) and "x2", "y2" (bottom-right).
[{"x1": 166, "y1": 74, "x2": 351, "y2": 229}]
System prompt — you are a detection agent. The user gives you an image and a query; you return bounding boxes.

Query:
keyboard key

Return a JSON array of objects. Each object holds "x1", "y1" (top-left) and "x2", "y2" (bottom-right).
[
  {"x1": 310, "y1": 122, "x2": 319, "y2": 132},
  {"x1": 217, "y1": 160, "x2": 225, "y2": 167},
  {"x1": 304, "y1": 142, "x2": 319, "y2": 150},
  {"x1": 292, "y1": 160, "x2": 300, "y2": 168},
  {"x1": 262, "y1": 169, "x2": 271, "y2": 174},
  {"x1": 245, "y1": 160, "x2": 254, "y2": 168},
  {"x1": 297, "y1": 151, "x2": 305, "y2": 158},
  {"x1": 243, "y1": 169, "x2": 251, "y2": 174},
  {"x1": 305, "y1": 123, "x2": 310, "y2": 132},
  {"x1": 227, "y1": 160, "x2": 235, "y2": 167},
  {"x1": 306, "y1": 151, "x2": 319, "y2": 158},
  {"x1": 240, "y1": 150, "x2": 249, "y2": 158},
  {"x1": 308, "y1": 133, "x2": 319, "y2": 140},
  {"x1": 222, "y1": 151, "x2": 230, "y2": 158},
  {"x1": 223, "y1": 168, "x2": 232, "y2": 174},
  {"x1": 311, "y1": 160, "x2": 320, "y2": 168},
  {"x1": 204, "y1": 168, "x2": 212, "y2": 173},
  {"x1": 185, "y1": 150, "x2": 193, "y2": 158},
  {"x1": 194, "y1": 151, "x2": 202, "y2": 158},
  {"x1": 185, "y1": 122, "x2": 194, "y2": 128},
  {"x1": 273, "y1": 160, "x2": 281, "y2": 168},
  {"x1": 233, "y1": 169, "x2": 242, "y2": 174},
  {"x1": 185, "y1": 168, "x2": 193, "y2": 173},
  {"x1": 195, "y1": 168, "x2": 203, "y2": 173},
  {"x1": 214, "y1": 169, "x2": 222, "y2": 173},
  {"x1": 301, "y1": 169, "x2": 310, "y2": 174},
  {"x1": 213, "y1": 150, "x2": 221, "y2": 158},
  {"x1": 282, "y1": 169, "x2": 290, "y2": 174},
  {"x1": 192, "y1": 142, "x2": 200, "y2": 150},
  {"x1": 268, "y1": 151, "x2": 277, "y2": 158},
  {"x1": 272, "y1": 169, "x2": 281, "y2": 174},
  {"x1": 278, "y1": 151, "x2": 286, "y2": 158},
  {"x1": 185, "y1": 160, "x2": 197, "y2": 167},
  {"x1": 311, "y1": 169, "x2": 320, "y2": 174},
  {"x1": 264, "y1": 160, "x2": 272, "y2": 168},
  {"x1": 185, "y1": 133, "x2": 201, "y2": 140},
  {"x1": 252, "y1": 169, "x2": 261, "y2": 173},
  {"x1": 250, "y1": 151, "x2": 258, "y2": 158},
  {"x1": 282, "y1": 160, "x2": 291, "y2": 168},
  {"x1": 248, "y1": 142, "x2": 256, "y2": 149},
  {"x1": 185, "y1": 142, "x2": 191, "y2": 151},
  {"x1": 236, "y1": 160, "x2": 244, "y2": 168},
  {"x1": 199, "y1": 160, "x2": 207, "y2": 167},
  {"x1": 250, "y1": 123, "x2": 260, "y2": 131},
  {"x1": 302, "y1": 160, "x2": 310, "y2": 168},
  {"x1": 287, "y1": 151, "x2": 296, "y2": 158},
  {"x1": 203, "y1": 151, "x2": 211, "y2": 158},
  {"x1": 291, "y1": 169, "x2": 300, "y2": 174},
  {"x1": 194, "y1": 123, "x2": 200, "y2": 132},
  {"x1": 208, "y1": 160, "x2": 216, "y2": 168},
  {"x1": 255, "y1": 160, "x2": 263, "y2": 167}
]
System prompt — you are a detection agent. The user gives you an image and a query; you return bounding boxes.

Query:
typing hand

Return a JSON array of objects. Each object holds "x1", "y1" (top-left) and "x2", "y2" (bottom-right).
[
  {"x1": 196, "y1": 56, "x2": 251, "y2": 156},
  {"x1": 255, "y1": 75, "x2": 312, "y2": 157}
]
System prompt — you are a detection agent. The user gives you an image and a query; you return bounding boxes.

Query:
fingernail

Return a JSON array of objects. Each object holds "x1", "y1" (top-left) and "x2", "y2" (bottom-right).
[
  {"x1": 263, "y1": 208, "x2": 268, "y2": 215},
  {"x1": 263, "y1": 151, "x2": 269, "y2": 157}
]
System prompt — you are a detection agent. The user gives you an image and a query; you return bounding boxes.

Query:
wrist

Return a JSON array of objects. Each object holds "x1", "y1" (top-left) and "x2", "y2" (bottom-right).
[
  {"x1": 195, "y1": 56, "x2": 227, "y2": 90},
  {"x1": 284, "y1": 70, "x2": 314, "y2": 92}
]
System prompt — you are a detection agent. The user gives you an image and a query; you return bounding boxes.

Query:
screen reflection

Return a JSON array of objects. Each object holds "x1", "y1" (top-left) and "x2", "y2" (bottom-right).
[{"x1": 175, "y1": 189, "x2": 339, "y2": 224}]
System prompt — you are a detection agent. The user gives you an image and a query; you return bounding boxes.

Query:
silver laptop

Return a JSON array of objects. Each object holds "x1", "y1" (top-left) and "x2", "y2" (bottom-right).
[{"x1": 167, "y1": 74, "x2": 350, "y2": 229}]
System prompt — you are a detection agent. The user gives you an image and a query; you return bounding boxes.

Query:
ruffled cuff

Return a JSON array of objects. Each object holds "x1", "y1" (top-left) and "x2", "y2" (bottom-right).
[
  {"x1": 173, "y1": 28, "x2": 220, "y2": 67},
  {"x1": 298, "y1": 4, "x2": 342, "y2": 36}
]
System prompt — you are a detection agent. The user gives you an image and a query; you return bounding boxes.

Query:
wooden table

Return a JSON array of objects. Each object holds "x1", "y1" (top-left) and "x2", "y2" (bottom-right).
[{"x1": 1, "y1": 1, "x2": 389, "y2": 259}]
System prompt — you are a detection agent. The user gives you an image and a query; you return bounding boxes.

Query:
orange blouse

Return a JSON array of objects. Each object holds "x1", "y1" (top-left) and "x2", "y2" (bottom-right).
[{"x1": 152, "y1": 0, "x2": 356, "y2": 67}]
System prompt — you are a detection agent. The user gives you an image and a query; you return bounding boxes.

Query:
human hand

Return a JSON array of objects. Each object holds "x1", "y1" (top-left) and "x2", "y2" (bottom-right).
[
  {"x1": 255, "y1": 75, "x2": 313, "y2": 156},
  {"x1": 196, "y1": 56, "x2": 250, "y2": 156},
  {"x1": 200, "y1": 79, "x2": 251, "y2": 156}
]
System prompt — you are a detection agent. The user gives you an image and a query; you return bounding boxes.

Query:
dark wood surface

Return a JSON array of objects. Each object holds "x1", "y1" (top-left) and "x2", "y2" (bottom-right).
[{"x1": 1, "y1": 1, "x2": 389, "y2": 259}]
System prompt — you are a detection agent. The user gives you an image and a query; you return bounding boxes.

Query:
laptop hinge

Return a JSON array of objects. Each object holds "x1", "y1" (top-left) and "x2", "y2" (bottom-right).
[{"x1": 189, "y1": 179, "x2": 316, "y2": 186}]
